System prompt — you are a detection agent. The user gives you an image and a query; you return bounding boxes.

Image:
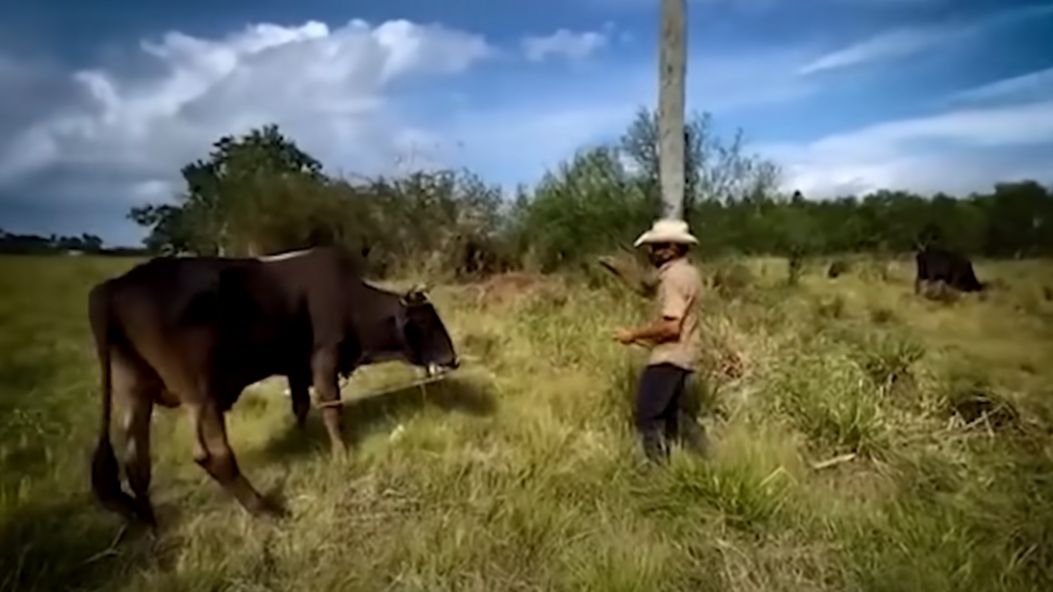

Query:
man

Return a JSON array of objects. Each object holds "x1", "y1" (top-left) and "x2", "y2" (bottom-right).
[{"x1": 614, "y1": 218, "x2": 707, "y2": 463}]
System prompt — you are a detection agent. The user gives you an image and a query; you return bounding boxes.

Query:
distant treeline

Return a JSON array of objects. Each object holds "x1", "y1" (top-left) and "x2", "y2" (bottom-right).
[
  {"x1": 0, "y1": 229, "x2": 148, "y2": 256},
  {"x1": 45, "y1": 107, "x2": 1053, "y2": 276},
  {"x1": 690, "y1": 182, "x2": 1053, "y2": 259}
]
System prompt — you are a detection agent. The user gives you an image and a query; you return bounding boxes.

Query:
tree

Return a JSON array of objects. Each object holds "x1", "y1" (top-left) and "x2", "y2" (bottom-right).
[
  {"x1": 981, "y1": 181, "x2": 1053, "y2": 257},
  {"x1": 523, "y1": 146, "x2": 652, "y2": 270},
  {"x1": 619, "y1": 107, "x2": 780, "y2": 215},
  {"x1": 124, "y1": 112, "x2": 1053, "y2": 275},
  {"x1": 131, "y1": 124, "x2": 331, "y2": 255},
  {"x1": 127, "y1": 204, "x2": 192, "y2": 254}
]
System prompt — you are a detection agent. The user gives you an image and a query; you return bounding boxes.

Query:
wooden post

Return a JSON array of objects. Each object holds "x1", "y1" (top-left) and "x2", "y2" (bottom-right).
[{"x1": 658, "y1": 0, "x2": 687, "y2": 221}]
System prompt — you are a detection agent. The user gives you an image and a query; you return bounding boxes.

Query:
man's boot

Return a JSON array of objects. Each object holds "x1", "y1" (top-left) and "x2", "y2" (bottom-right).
[
  {"x1": 640, "y1": 429, "x2": 669, "y2": 463},
  {"x1": 677, "y1": 411, "x2": 710, "y2": 457}
]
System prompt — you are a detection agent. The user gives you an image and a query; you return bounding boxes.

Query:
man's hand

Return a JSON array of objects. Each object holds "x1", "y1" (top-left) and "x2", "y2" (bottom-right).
[{"x1": 613, "y1": 328, "x2": 637, "y2": 345}]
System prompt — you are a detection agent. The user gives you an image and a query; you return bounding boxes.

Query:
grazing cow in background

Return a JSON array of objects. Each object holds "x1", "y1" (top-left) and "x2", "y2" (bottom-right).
[
  {"x1": 914, "y1": 245, "x2": 984, "y2": 294},
  {"x1": 88, "y1": 246, "x2": 459, "y2": 526},
  {"x1": 827, "y1": 259, "x2": 849, "y2": 279}
]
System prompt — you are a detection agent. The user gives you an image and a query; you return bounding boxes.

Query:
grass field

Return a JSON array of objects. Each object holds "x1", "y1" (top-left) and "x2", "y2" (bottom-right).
[{"x1": 2, "y1": 253, "x2": 1052, "y2": 591}]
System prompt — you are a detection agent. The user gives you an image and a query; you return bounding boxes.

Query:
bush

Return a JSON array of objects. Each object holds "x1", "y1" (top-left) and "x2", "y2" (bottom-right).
[{"x1": 707, "y1": 259, "x2": 753, "y2": 300}]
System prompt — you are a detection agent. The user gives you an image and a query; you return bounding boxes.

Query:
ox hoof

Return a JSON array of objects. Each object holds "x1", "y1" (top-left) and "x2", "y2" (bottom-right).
[
  {"x1": 329, "y1": 441, "x2": 349, "y2": 458},
  {"x1": 135, "y1": 503, "x2": 158, "y2": 531},
  {"x1": 263, "y1": 502, "x2": 290, "y2": 521},
  {"x1": 248, "y1": 496, "x2": 289, "y2": 521}
]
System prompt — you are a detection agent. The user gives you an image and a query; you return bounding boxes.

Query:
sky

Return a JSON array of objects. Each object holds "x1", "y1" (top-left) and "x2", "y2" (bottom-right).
[{"x1": 2, "y1": 0, "x2": 1052, "y2": 246}]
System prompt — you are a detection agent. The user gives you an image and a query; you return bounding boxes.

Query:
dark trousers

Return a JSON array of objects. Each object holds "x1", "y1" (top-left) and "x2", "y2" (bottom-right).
[{"x1": 633, "y1": 363, "x2": 707, "y2": 462}]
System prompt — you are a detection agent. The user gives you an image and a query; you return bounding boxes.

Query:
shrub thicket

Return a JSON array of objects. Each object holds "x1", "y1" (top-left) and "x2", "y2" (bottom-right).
[{"x1": 126, "y1": 113, "x2": 1053, "y2": 280}]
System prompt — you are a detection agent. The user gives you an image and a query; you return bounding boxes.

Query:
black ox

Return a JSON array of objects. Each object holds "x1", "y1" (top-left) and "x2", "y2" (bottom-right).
[
  {"x1": 88, "y1": 246, "x2": 458, "y2": 526},
  {"x1": 914, "y1": 245, "x2": 984, "y2": 294}
]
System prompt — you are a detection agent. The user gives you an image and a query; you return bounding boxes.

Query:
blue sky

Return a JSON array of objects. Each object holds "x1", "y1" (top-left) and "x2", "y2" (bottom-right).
[{"x1": 2, "y1": 0, "x2": 1052, "y2": 246}]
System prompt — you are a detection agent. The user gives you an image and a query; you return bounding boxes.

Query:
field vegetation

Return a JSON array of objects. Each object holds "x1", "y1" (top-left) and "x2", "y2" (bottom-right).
[
  {"x1": 2, "y1": 253, "x2": 1052, "y2": 591},
  {"x1": 2, "y1": 108, "x2": 1053, "y2": 591}
]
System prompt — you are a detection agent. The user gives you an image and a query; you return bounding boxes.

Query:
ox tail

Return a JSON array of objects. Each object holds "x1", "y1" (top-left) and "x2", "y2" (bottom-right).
[{"x1": 88, "y1": 282, "x2": 137, "y2": 521}]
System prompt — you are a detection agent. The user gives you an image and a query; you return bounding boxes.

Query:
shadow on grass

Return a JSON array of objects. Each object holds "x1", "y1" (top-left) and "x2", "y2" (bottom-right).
[
  {"x1": 261, "y1": 376, "x2": 497, "y2": 460},
  {"x1": 0, "y1": 495, "x2": 164, "y2": 592}
]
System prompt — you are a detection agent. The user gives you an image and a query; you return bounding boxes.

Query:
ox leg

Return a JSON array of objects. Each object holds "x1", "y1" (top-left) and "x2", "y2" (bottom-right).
[
  {"x1": 121, "y1": 398, "x2": 156, "y2": 527},
  {"x1": 311, "y1": 349, "x2": 347, "y2": 456},
  {"x1": 190, "y1": 402, "x2": 285, "y2": 518},
  {"x1": 288, "y1": 373, "x2": 310, "y2": 429},
  {"x1": 113, "y1": 352, "x2": 158, "y2": 527}
]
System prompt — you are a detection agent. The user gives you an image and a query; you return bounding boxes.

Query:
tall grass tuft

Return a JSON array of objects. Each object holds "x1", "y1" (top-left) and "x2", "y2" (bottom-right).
[
  {"x1": 813, "y1": 294, "x2": 846, "y2": 320},
  {"x1": 851, "y1": 330, "x2": 925, "y2": 394},
  {"x1": 767, "y1": 350, "x2": 890, "y2": 458}
]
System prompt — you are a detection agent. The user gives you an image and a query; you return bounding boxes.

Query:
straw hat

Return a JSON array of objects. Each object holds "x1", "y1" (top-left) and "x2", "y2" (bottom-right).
[{"x1": 633, "y1": 218, "x2": 699, "y2": 248}]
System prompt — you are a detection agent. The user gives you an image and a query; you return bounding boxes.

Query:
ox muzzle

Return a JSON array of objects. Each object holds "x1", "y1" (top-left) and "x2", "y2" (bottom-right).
[{"x1": 425, "y1": 359, "x2": 460, "y2": 378}]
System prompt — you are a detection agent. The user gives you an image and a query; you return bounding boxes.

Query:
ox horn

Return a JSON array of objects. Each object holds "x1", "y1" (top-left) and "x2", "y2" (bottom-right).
[{"x1": 403, "y1": 282, "x2": 431, "y2": 303}]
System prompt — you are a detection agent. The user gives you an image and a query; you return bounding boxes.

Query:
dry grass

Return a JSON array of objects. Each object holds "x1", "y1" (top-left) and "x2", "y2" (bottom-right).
[{"x1": 1, "y1": 253, "x2": 1052, "y2": 591}]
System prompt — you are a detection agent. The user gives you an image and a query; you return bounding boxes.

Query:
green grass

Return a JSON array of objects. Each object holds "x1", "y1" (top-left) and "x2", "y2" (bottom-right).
[{"x1": 2, "y1": 253, "x2": 1052, "y2": 591}]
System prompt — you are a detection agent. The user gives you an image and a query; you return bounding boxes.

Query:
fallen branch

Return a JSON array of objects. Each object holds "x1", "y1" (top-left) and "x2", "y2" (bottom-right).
[
  {"x1": 78, "y1": 524, "x2": 128, "y2": 567},
  {"x1": 811, "y1": 453, "x2": 856, "y2": 470}
]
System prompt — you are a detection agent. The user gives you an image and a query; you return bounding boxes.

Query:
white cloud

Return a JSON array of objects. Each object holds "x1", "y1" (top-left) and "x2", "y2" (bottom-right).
[
  {"x1": 798, "y1": 27, "x2": 944, "y2": 75},
  {"x1": 522, "y1": 28, "x2": 610, "y2": 63},
  {"x1": 950, "y1": 66, "x2": 1053, "y2": 105},
  {"x1": 596, "y1": 0, "x2": 948, "y2": 12},
  {"x1": 0, "y1": 12, "x2": 827, "y2": 245},
  {"x1": 799, "y1": 3, "x2": 1053, "y2": 75},
  {"x1": 0, "y1": 19, "x2": 494, "y2": 210},
  {"x1": 814, "y1": 100, "x2": 1053, "y2": 153},
  {"x1": 760, "y1": 100, "x2": 1053, "y2": 197}
]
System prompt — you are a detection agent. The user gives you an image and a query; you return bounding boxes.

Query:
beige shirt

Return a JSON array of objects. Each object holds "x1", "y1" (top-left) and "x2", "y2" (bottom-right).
[{"x1": 648, "y1": 256, "x2": 702, "y2": 371}]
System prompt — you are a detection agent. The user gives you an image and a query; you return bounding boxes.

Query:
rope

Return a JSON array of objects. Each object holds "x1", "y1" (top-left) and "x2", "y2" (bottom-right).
[{"x1": 313, "y1": 371, "x2": 454, "y2": 409}]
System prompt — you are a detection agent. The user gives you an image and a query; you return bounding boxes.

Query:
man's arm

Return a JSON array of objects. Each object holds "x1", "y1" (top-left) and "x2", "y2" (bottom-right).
[
  {"x1": 615, "y1": 265, "x2": 696, "y2": 345},
  {"x1": 616, "y1": 316, "x2": 682, "y2": 345}
]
